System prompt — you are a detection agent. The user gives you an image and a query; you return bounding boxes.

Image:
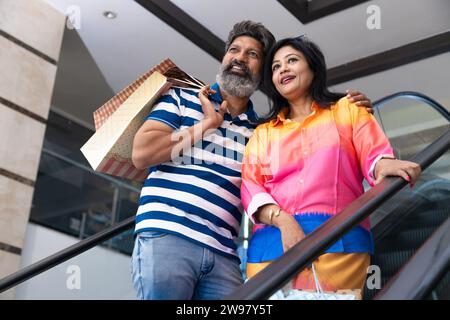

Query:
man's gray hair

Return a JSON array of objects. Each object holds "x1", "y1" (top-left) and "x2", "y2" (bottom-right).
[{"x1": 225, "y1": 20, "x2": 275, "y2": 59}]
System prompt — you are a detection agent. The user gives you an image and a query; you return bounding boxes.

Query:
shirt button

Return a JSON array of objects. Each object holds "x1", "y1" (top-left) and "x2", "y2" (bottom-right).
[
  {"x1": 299, "y1": 179, "x2": 304, "y2": 184},
  {"x1": 303, "y1": 151, "x2": 308, "y2": 155}
]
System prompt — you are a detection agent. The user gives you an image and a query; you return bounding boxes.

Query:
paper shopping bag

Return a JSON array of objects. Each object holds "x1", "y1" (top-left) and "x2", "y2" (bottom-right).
[
  {"x1": 281, "y1": 288, "x2": 362, "y2": 300},
  {"x1": 269, "y1": 263, "x2": 363, "y2": 300},
  {"x1": 80, "y1": 58, "x2": 204, "y2": 181}
]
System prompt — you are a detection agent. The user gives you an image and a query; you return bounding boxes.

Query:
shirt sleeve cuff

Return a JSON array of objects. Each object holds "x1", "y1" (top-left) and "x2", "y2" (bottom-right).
[
  {"x1": 246, "y1": 193, "x2": 278, "y2": 224},
  {"x1": 145, "y1": 116, "x2": 179, "y2": 130},
  {"x1": 369, "y1": 154, "x2": 396, "y2": 181}
]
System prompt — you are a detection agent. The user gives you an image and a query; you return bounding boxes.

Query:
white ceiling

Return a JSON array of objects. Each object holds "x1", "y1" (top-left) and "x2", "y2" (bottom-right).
[
  {"x1": 44, "y1": 0, "x2": 450, "y2": 125},
  {"x1": 331, "y1": 52, "x2": 450, "y2": 105}
]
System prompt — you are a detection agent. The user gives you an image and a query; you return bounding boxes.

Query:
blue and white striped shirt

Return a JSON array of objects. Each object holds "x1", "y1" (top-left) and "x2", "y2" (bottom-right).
[{"x1": 134, "y1": 83, "x2": 259, "y2": 259}]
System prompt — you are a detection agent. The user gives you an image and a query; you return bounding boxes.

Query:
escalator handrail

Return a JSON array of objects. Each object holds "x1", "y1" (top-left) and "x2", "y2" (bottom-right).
[
  {"x1": 226, "y1": 129, "x2": 450, "y2": 300},
  {"x1": 374, "y1": 217, "x2": 450, "y2": 300},
  {"x1": 373, "y1": 91, "x2": 450, "y2": 122},
  {"x1": 0, "y1": 217, "x2": 135, "y2": 293}
]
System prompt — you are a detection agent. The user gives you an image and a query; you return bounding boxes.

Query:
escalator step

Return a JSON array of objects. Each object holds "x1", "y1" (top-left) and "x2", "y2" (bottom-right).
[
  {"x1": 375, "y1": 227, "x2": 436, "y2": 252},
  {"x1": 369, "y1": 268, "x2": 450, "y2": 300},
  {"x1": 371, "y1": 249, "x2": 416, "y2": 278},
  {"x1": 365, "y1": 209, "x2": 450, "y2": 299},
  {"x1": 397, "y1": 209, "x2": 450, "y2": 230},
  {"x1": 372, "y1": 207, "x2": 448, "y2": 242},
  {"x1": 363, "y1": 275, "x2": 396, "y2": 300}
]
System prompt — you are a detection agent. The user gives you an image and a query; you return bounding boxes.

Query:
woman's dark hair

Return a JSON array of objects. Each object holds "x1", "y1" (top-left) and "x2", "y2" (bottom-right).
[{"x1": 263, "y1": 36, "x2": 345, "y2": 121}]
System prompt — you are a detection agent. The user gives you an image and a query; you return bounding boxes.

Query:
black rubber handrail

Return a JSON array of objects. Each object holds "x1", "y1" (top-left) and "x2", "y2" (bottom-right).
[
  {"x1": 374, "y1": 217, "x2": 450, "y2": 300},
  {"x1": 0, "y1": 216, "x2": 135, "y2": 293},
  {"x1": 373, "y1": 91, "x2": 450, "y2": 121},
  {"x1": 226, "y1": 129, "x2": 450, "y2": 300}
]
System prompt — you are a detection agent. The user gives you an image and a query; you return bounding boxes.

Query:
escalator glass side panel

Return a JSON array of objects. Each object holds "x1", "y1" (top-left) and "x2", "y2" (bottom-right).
[{"x1": 366, "y1": 94, "x2": 450, "y2": 299}]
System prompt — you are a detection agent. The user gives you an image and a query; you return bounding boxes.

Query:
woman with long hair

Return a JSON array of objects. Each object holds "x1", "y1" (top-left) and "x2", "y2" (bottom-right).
[{"x1": 241, "y1": 36, "x2": 421, "y2": 293}]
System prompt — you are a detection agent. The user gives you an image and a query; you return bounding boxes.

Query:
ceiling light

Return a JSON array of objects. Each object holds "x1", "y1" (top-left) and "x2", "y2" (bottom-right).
[{"x1": 103, "y1": 11, "x2": 117, "y2": 19}]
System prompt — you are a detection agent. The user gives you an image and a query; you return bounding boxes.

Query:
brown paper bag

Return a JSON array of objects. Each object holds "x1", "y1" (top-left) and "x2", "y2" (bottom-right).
[{"x1": 80, "y1": 58, "x2": 204, "y2": 181}]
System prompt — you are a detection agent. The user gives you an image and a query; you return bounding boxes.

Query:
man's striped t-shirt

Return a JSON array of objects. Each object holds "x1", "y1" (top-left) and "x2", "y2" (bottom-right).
[{"x1": 134, "y1": 82, "x2": 259, "y2": 259}]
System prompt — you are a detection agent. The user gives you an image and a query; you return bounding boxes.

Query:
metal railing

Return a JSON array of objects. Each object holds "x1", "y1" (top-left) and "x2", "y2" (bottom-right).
[{"x1": 0, "y1": 216, "x2": 135, "y2": 293}]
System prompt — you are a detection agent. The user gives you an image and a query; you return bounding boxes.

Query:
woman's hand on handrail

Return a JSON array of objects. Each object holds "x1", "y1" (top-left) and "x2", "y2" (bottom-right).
[{"x1": 374, "y1": 158, "x2": 422, "y2": 186}]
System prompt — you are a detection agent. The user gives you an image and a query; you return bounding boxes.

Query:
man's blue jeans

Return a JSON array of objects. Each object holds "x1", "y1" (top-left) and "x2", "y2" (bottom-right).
[{"x1": 131, "y1": 230, "x2": 244, "y2": 300}]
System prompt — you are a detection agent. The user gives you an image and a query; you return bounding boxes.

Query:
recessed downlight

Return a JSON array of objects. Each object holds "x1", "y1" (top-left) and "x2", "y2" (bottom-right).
[{"x1": 103, "y1": 11, "x2": 117, "y2": 19}]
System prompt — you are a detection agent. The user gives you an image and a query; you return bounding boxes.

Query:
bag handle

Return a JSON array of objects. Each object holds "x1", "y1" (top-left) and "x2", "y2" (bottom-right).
[{"x1": 311, "y1": 263, "x2": 324, "y2": 294}]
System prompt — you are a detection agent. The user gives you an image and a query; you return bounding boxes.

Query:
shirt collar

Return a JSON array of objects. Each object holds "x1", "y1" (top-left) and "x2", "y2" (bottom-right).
[
  {"x1": 210, "y1": 82, "x2": 259, "y2": 124},
  {"x1": 209, "y1": 82, "x2": 223, "y2": 104},
  {"x1": 270, "y1": 101, "x2": 320, "y2": 126},
  {"x1": 270, "y1": 107, "x2": 289, "y2": 126}
]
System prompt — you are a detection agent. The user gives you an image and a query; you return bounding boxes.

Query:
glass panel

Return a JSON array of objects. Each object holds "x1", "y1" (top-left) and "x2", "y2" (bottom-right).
[
  {"x1": 375, "y1": 96, "x2": 450, "y2": 160},
  {"x1": 30, "y1": 149, "x2": 140, "y2": 255},
  {"x1": 371, "y1": 94, "x2": 450, "y2": 227},
  {"x1": 364, "y1": 95, "x2": 450, "y2": 299}
]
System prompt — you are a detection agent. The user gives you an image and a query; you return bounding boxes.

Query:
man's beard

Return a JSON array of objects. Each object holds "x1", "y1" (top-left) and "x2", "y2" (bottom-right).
[{"x1": 216, "y1": 60, "x2": 261, "y2": 98}]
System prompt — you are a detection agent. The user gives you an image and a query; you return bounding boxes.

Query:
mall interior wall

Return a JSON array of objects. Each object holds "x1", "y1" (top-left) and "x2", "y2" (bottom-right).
[{"x1": 0, "y1": 0, "x2": 65, "y2": 299}]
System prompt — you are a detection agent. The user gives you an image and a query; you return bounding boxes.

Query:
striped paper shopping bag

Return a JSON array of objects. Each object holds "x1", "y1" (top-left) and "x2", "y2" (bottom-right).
[{"x1": 80, "y1": 58, "x2": 203, "y2": 181}]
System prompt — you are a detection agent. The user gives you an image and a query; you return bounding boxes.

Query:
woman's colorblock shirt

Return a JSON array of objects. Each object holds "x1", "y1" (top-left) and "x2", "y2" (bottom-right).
[{"x1": 241, "y1": 97, "x2": 395, "y2": 263}]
